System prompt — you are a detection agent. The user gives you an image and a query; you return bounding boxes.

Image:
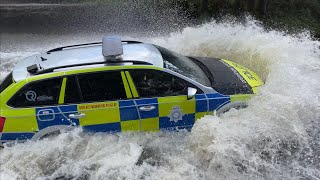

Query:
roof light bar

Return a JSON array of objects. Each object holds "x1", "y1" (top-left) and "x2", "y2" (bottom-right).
[{"x1": 102, "y1": 36, "x2": 123, "y2": 60}]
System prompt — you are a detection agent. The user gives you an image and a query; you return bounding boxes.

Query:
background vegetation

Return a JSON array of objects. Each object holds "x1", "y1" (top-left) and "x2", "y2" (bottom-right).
[
  {"x1": 64, "y1": 0, "x2": 320, "y2": 37},
  {"x1": 180, "y1": 0, "x2": 320, "y2": 37},
  {"x1": 6, "y1": 0, "x2": 320, "y2": 38}
]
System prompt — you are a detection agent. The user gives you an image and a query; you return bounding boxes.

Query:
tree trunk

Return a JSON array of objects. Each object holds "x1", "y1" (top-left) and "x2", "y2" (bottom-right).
[
  {"x1": 248, "y1": 0, "x2": 256, "y2": 11},
  {"x1": 202, "y1": 0, "x2": 208, "y2": 12}
]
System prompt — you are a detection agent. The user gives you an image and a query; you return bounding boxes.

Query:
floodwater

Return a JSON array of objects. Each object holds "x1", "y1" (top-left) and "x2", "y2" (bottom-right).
[{"x1": 0, "y1": 3, "x2": 320, "y2": 180}]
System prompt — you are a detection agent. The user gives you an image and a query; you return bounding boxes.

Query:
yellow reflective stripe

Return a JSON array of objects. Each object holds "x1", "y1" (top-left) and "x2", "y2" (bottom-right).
[
  {"x1": 58, "y1": 77, "x2": 67, "y2": 104},
  {"x1": 24, "y1": 66, "x2": 162, "y2": 83},
  {"x1": 65, "y1": 65, "x2": 162, "y2": 76},
  {"x1": 195, "y1": 112, "x2": 208, "y2": 121},
  {"x1": 78, "y1": 101, "x2": 120, "y2": 126},
  {"x1": 2, "y1": 108, "x2": 38, "y2": 132},
  {"x1": 125, "y1": 71, "x2": 139, "y2": 98},
  {"x1": 141, "y1": 118, "x2": 159, "y2": 132},
  {"x1": 222, "y1": 59, "x2": 264, "y2": 92},
  {"x1": 121, "y1": 71, "x2": 132, "y2": 98},
  {"x1": 158, "y1": 96, "x2": 195, "y2": 117},
  {"x1": 121, "y1": 120, "x2": 140, "y2": 131},
  {"x1": 230, "y1": 94, "x2": 253, "y2": 102},
  {"x1": 27, "y1": 72, "x2": 65, "y2": 82},
  {"x1": 252, "y1": 87, "x2": 258, "y2": 94}
]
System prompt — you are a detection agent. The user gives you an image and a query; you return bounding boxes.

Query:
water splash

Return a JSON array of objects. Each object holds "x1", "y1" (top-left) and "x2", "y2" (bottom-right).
[{"x1": 1, "y1": 19, "x2": 320, "y2": 179}]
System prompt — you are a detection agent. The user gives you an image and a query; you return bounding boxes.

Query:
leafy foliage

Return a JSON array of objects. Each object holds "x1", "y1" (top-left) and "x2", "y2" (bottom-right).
[{"x1": 25, "y1": 0, "x2": 320, "y2": 37}]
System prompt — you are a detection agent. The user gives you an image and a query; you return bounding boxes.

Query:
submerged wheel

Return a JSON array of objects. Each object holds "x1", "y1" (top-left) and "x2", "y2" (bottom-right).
[
  {"x1": 39, "y1": 130, "x2": 61, "y2": 140},
  {"x1": 216, "y1": 102, "x2": 248, "y2": 116},
  {"x1": 31, "y1": 125, "x2": 75, "y2": 141}
]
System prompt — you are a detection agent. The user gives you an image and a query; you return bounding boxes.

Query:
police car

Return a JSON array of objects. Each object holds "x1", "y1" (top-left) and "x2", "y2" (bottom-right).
[{"x1": 0, "y1": 36, "x2": 264, "y2": 145}]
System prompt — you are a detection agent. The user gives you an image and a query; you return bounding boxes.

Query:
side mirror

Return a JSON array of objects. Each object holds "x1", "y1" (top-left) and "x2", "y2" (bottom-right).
[{"x1": 187, "y1": 87, "x2": 197, "y2": 100}]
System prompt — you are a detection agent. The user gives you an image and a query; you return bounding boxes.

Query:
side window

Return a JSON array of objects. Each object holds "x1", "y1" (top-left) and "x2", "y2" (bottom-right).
[
  {"x1": 65, "y1": 76, "x2": 82, "y2": 104},
  {"x1": 8, "y1": 78, "x2": 62, "y2": 107},
  {"x1": 129, "y1": 69, "x2": 201, "y2": 98},
  {"x1": 77, "y1": 71, "x2": 126, "y2": 102}
]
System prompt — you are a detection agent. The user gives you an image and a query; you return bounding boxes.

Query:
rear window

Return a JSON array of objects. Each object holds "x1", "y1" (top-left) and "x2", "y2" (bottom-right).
[
  {"x1": 77, "y1": 71, "x2": 127, "y2": 102},
  {"x1": 0, "y1": 72, "x2": 14, "y2": 94},
  {"x1": 8, "y1": 78, "x2": 62, "y2": 108}
]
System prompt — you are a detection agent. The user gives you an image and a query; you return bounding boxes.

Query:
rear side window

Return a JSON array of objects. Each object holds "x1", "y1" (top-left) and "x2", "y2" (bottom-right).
[
  {"x1": 129, "y1": 69, "x2": 202, "y2": 98},
  {"x1": 77, "y1": 71, "x2": 126, "y2": 102},
  {"x1": 8, "y1": 78, "x2": 62, "y2": 107},
  {"x1": 0, "y1": 72, "x2": 13, "y2": 94}
]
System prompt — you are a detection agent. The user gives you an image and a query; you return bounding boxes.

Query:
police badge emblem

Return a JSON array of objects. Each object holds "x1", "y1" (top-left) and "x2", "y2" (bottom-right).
[{"x1": 168, "y1": 105, "x2": 184, "y2": 122}]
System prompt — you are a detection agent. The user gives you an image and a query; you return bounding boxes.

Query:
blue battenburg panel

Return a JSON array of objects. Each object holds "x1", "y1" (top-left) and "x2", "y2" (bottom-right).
[
  {"x1": 1, "y1": 132, "x2": 35, "y2": 140},
  {"x1": 209, "y1": 98, "x2": 230, "y2": 111},
  {"x1": 135, "y1": 98, "x2": 159, "y2": 119},
  {"x1": 82, "y1": 122, "x2": 121, "y2": 133},
  {"x1": 195, "y1": 94, "x2": 208, "y2": 112},
  {"x1": 135, "y1": 98, "x2": 158, "y2": 106},
  {"x1": 119, "y1": 100, "x2": 139, "y2": 121},
  {"x1": 58, "y1": 105, "x2": 78, "y2": 113},
  {"x1": 36, "y1": 105, "x2": 79, "y2": 130},
  {"x1": 58, "y1": 105, "x2": 80, "y2": 125},
  {"x1": 159, "y1": 114, "x2": 195, "y2": 129},
  {"x1": 206, "y1": 93, "x2": 230, "y2": 99}
]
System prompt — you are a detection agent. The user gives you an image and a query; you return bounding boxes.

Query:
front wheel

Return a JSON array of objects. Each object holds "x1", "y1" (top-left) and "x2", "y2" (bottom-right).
[
  {"x1": 39, "y1": 130, "x2": 61, "y2": 140},
  {"x1": 215, "y1": 102, "x2": 248, "y2": 116}
]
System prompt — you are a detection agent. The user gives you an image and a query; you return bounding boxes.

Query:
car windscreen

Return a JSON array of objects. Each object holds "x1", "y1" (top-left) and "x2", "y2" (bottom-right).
[
  {"x1": 155, "y1": 45, "x2": 211, "y2": 87},
  {"x1": 0, "y1": 72, "x2": 14, "y2": 94}
]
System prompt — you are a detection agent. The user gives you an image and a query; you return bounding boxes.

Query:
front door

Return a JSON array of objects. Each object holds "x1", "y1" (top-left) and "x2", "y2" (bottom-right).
[{"x1": 126, "y1": 69, "x2": 208, "y2": 132}]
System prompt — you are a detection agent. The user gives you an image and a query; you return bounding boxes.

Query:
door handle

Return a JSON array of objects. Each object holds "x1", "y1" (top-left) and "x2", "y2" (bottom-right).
[
  {"x1": 69, "y1": 113, "x2": 86, "y2": 119},
  {"x1": 139, "y1": 105, "x2": 156, "y2": 111}
]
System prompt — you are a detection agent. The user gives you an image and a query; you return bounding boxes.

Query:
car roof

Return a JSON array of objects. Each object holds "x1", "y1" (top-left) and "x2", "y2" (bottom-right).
[{"x1": 12, "y1": 41, "x2": 164, "y2": 82}]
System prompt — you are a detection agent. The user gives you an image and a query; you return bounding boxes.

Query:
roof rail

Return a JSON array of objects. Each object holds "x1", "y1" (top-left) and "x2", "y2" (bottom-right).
[
  {"x1": 27, "y1": 60, "x2": 152, "y2": 75},
  {"x1": 46, "y1": 40, "x2": 142, "y2": 54}
]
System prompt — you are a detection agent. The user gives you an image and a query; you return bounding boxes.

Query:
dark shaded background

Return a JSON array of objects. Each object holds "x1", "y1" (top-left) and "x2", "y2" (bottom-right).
[
  {"x1": 0, "y1": 1, "x2": 193, "y2": 36},
  {"x1": 1, "y1": 0, "x2": 319, "y2": 38}
]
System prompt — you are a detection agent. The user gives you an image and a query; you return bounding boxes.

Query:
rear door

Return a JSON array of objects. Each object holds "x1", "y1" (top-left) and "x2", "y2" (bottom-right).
[
  {"x1": 64, "y1": 70, "x2": 140, "y2": 133},
  {"x1": 2, "y1": 77, "x2": 76, "y2": 141},
  {"x1": 126, "y1": 69, "x2": 209, "y2": 132}
]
